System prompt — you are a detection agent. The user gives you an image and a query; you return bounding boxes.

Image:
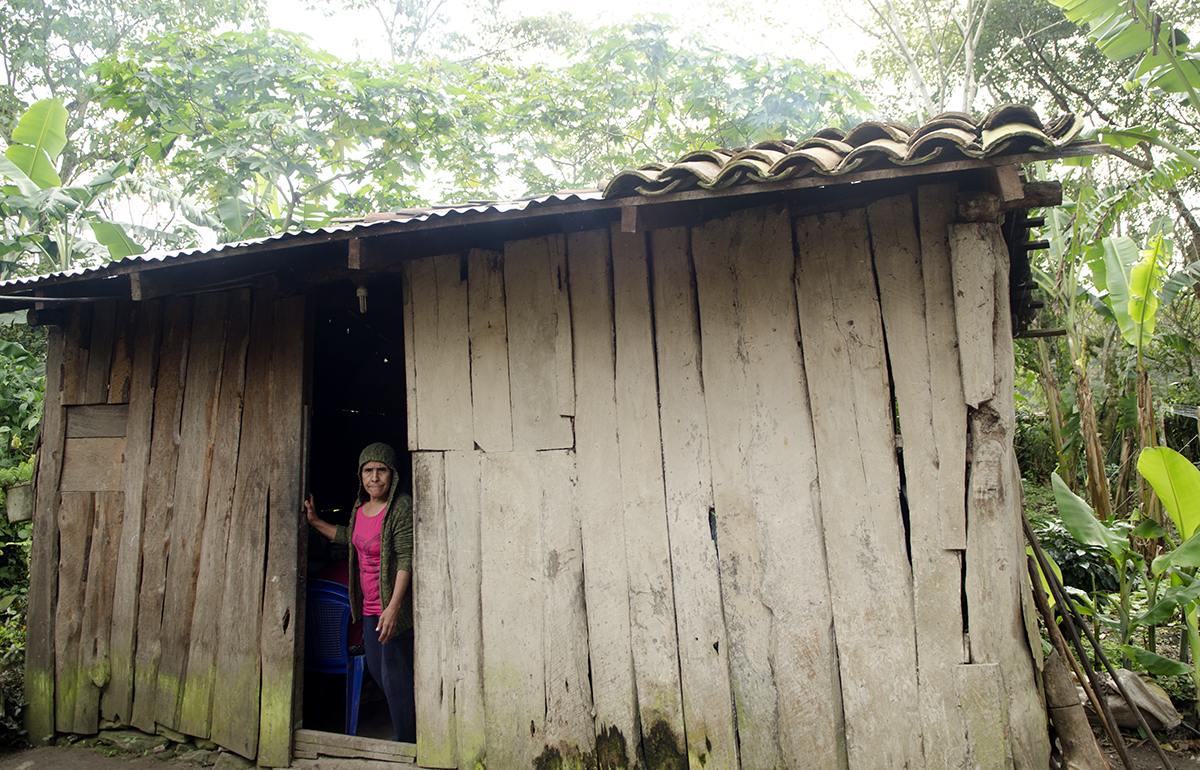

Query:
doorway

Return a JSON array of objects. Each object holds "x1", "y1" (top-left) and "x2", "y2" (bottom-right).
[{"x1": 302, "y1": 276, "x2": 411, "y2": 748}]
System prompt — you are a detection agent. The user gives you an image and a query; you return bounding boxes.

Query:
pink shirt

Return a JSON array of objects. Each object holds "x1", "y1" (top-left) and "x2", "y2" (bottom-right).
[{"x1": 352, "y1": 505, "x2": 385, "y2": 616}]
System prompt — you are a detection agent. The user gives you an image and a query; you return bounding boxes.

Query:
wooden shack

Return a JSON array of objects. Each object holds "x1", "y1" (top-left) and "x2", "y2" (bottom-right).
[{"x1": 2, "y1": 106, "x2": 1091, "y2": 769}]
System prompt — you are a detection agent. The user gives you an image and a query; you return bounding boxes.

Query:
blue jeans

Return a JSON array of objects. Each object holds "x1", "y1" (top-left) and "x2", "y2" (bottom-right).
[{"x1": 361, "y1": 617, "x2": 416, "y2": 742}]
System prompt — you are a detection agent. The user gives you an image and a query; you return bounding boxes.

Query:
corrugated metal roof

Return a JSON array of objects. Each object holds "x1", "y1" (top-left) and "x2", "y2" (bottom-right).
[
  {"x1": 0, "y1": 191, "x2": 603, "y2": 290},
  {"x1": 603, "y1": 106, "x2": 1086, "y2": 198}
]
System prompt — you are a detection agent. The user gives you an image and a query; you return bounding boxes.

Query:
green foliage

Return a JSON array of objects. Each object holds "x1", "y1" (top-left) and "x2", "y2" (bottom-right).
[
  {"x1": 1031, "y1": 515, "x2": 1121, "y2": 594},
  {"x1": 1, "y1": 99, "x2": 146, "y2": 273},
  {"x1": 0, "y1": 601, "x2": 26, "y2": 749},
  {"x1": 1140, "y1": 446, "x2": 1200, "y2": 542},
  {"x1": 4, "y1": 99, "x2": 68, "y2": 188},
  {"x1": 1046, "y1": 0, "x2": 1200, "y2": 109},
  {"x1": 1015, "y1": 408, "x2": 1058, "y2": 482},
  {"x1": 0, "y1": 339, "x2": 42, "y2": 469},
  {"x1": 94, "y1": 20, "x2": 869, "y2": 239}
]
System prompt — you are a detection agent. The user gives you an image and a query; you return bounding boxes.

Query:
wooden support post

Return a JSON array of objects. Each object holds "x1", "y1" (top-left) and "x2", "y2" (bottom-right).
[
  {"x1": 444, "y1": 451, "x2": 486, "y2": 770},
  {"x1": 962, "y1": 224, "x2": 1051, "y2": 770}
]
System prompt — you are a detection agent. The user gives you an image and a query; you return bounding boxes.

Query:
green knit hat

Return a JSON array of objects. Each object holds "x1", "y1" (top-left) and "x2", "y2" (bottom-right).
[
  {"x1": 358, "y1": 442, "x2": 398, "y2": 473},
  {"x1": 356, "y1": 442, "x2": 399, "y2": 504}
]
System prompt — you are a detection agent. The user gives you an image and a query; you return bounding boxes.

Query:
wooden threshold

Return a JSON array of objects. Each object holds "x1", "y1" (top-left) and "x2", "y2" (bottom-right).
[{"x1": 293, "y1": 728, "x2": 417, "y2": 765}]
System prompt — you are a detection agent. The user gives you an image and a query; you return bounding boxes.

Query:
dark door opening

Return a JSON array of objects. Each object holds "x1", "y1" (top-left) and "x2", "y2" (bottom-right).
[{"x1": 302, "y1": 277, "x2": 410, "y2": 745}]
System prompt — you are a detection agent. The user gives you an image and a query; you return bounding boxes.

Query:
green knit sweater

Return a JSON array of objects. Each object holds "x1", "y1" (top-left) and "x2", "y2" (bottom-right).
[{"x1": 333, "y1": 442, "x2": 413, "y2": 632}]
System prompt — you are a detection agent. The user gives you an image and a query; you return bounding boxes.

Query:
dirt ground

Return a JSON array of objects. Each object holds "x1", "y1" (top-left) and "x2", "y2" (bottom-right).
[
  {"x1": 0, "y1": 746, "x2": 410, "y2": 770},
  {"x1": 1, "y1": 735, "x2": 1200, "y2": 769},
  {"x1": 1098, "y1": 734, "x2": 1200, "y2": 770}
]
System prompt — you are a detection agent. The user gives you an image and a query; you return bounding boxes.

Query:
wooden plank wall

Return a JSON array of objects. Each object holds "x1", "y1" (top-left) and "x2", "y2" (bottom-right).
[
  {"x1": 26, "y1": 292, "x2": 309, "y2": 765},
  {"x1": 404, "y1": 189, "x2": 1049, "y2": 769},
  {"x1": 25, "y1": 184, "x2": 1048, "y2": 768}
]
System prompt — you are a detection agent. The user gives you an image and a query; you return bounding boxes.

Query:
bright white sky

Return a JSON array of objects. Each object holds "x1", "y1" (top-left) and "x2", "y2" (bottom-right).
[{"x1": 264, "y1": 0, "x2": 869, "y2": 75}]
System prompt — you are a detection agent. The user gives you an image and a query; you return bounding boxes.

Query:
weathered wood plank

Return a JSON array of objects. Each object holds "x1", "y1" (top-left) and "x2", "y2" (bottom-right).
[
  {"x1": 916, "y1": 184, "x2": 967, "y2": 550},
  {"x1": 443, "y1": 451, "x2": 486, "y2": 770},
  {"x1": 210, "y1": 292, "x2": 276, "y2": 759},
  {"x1": 505, "y1": 235, "x2": 574, "y2": 450},
  {"x1": 180, "y1": 289, "x2": 252, "y2": 738},
  {"x1": 950, "y1": 223, "x2": 997, "y2": 408},
  {"x1": 480, "y1": 451, "x2": 545, "y2": 769},
  {"x1": 467, "y1": 248, "x2": 513, "y2": 453},
  {"x1": 74, "y1": 490, "x2": 123, "y2": 732},
  {"x1": 869, "y1": 194, "x2": 968, "y2": 769},
  {"x1": 402, "y1": 261, "x2": 419, "y2": 451},
  {"x1": 60, "y1": 304, "x2": 93, "y2": 407},
  {"x1": 102, "y1": 300, "x2": 162, "y2": 726},
  {"x1": 65, "y1": 404, "x2": 129, "y2": 438},
  {"x1": 58, "y1": 437, "x2": 125, "y2": 492},
  {"x1": 713, "y1": 205, "x2": 847, "y2": 768},
  {"x1": 962, "y1": 228, "x2": 1050, "y2": 770},
  {"x1": 130, "y1": 298, "x2": 192, "y2": 733},
  {"x1": 648, "y1": 227, "x2": 738, "y2": 769},
  {"x1": 691, "y1": 211, "x2": 781, "y2": 768},
  {"x1": 611, "y1": 226, "x2": 685, "y2": 763},
  {"x1": 84, "y1": 301, "x2": 118, "y2": 405},
  {"x1": 257, "y1": 293, "x2": 308, "y2": 767},
  {"x1": 566, "y1": 229, "x2": 638, "y2": 766},
  {"x1": 413, "y1": 451, "x2": 457, "y2": 768},
  {"x1": 55, "y1": 492, "x2": 94, "y2": 733},
  {"x1": 156, "y1": 291, "x2": 231, "y2": 730},
  {"x1": 411, "y1": 254, "x2": 473, "y2": 450},
  {"x1": 538, "y1": 450, "x2": 593, "y2": 767},
  {"x1": 795, "y1": 207, "x2": 922, "y2": 769},
  {"x1": 107, "y1": 302, "x2": 137, "y2": 405},
  {"x1": 697, "y1": 206, "x2": 851, "y2": 769},
  {"x1": 293, "y1": 728, "x2": 417, "y2": 762},
  {"x1": 25, "y1": 326, "x2": 65, "y2": 745},
  {"x1": 957, "y1": 663, "x2": 1014, "y2": 770}
]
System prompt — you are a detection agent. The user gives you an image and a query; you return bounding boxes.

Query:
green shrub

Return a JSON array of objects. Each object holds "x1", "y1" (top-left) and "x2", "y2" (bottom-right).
[
  {"x1": 1016, "y1": 408, "x2": 1058, "y2": 483},
  {"x1": 0, "y1": 342, "x2": 42, "y2": 470},
  {"x1": 0, "y1": 600, "x2": 26, "y2": 748},
  {"x1": 1025, "y1": 478, "x2": 1121, "y2": 595}
]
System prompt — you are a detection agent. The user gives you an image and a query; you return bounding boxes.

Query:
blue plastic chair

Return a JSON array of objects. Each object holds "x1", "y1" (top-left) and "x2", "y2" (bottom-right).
[{"x1": 305, "y1": 579, "x2": 366, "y2": 735}]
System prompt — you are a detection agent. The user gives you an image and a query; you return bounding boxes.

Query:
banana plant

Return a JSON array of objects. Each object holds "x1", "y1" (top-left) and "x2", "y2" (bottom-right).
[
  {"x1": 1, "y1": 98, "x2": 144, "y2": 275},
  {"x1": 1045, "y1": 0, "x2": 1200, "y2": 232},
  {"x1": 1051, "y1": 471, "x2": 1143, "y2": 658},
  {"x1": 1127, "y1": 448, "x2": 1200, "y2": 706}
]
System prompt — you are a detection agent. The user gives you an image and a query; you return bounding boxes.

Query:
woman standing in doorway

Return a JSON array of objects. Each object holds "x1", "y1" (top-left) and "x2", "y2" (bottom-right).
[{"x1": 304, "y1": 442, "x2": 416, "y2": 743}]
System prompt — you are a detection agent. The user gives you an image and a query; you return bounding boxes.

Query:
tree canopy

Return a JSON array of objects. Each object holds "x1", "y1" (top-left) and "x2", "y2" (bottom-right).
[{"x1": 0, "y1": 0, "x2": 869, "y2": 269}]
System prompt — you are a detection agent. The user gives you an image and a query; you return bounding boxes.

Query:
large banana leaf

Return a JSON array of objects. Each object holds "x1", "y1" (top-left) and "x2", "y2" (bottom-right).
[
  {"x1": 217, "y1": 196, "x2": 257, "y2": 239},
  {"x1": 88, "y1": 221, "x2": 145, "y2": 260},
  {"x1": 1127, "y1": 232, "x2": 1170, "y2": 345},
  {"x1": 1139, "y1": 447, "x2": 1200, "y2": 541},
  {"x1": 0, "y1": 156, "x2": 41, "y2": 198},
  {"x1": 1051, "y1": 472, "x2": 1126, "y2": 557},
  {"x1": 4, "y1": 99, "x2": 68, "y2": 189},
  {"x1": 1047, "y1": 0, "x2": 1200, "y2": 107},
  {"x1": 1100, "y1": 235, "x2": 1142, "y2": 346}
]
